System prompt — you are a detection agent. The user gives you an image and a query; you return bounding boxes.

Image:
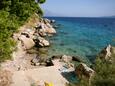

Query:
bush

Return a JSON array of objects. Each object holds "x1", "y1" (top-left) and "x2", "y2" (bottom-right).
[
  {"x1": 91, "y1": 58, "x2": 115, "y2": 86},
  {"x1": 38, "y1": 0, "x2": 46, "y2": 4},
  {"x1": 0, "y1": 0, "x2": 45, "y2": 62}
]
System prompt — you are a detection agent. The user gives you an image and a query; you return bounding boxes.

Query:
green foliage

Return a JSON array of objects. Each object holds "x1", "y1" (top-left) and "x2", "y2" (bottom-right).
[
  {"x1": 91, "y1": 59, "x2": 115, "y2": 86},
  {"x1": 0, "y1": 0, "x2": 45, "y2": 62},
  {"x1": 38, "y1": 0, "x2": 46, "y2": 4}
]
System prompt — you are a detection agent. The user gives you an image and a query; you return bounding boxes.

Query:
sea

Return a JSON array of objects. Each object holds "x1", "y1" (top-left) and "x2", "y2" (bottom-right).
[{"x1": 45, "y1": 17, "x2": 115, "y2": 63}]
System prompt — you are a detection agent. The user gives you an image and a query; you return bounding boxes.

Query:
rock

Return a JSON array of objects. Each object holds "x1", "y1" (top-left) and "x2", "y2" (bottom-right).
[
  {"x1": 44, "y1": 18, "x2": 51, "y2": 23},
  {"x1": 72, "y1": 56, "x2": 83, "y2": 62},
  {"x1": 38, "y1": 29, "x2": 47, "y2": 37},
  {"x1": 36, "y1": 36, "x2": 50, "y2": 47},
  {"x1": 98, "y1": 44, "x2": 115, "y2": 61},
  {"x1": 45, "y1": 27, "x2": 56, "y2": 34},
  {"x1": 21, "y1": 28, "x2": 35, "y2": 38},
  {"x1": 60, "y1": 55, "x2": 72, "y2": 63},
  {"x1": 45, "y1": 58, "x2": 54, "y2": 66},
  {"x1": 50, "y1": 20, "x2": 55, "y2": 23},
  {"x1": 51, "y1": 55, "x2": 62, "y2": 60},
  {"x1": 41, "y1": 22, "x2": 56, "y2": 34},
  {"x1": 31, "y1": 56, "x2": 40, "y2": 66},
  {"x1": 19, "y1": 35, "x2": 35, "y2": 50},
  {"x1": 75, "y1": 63, "x2": 95, "y2": 80}
]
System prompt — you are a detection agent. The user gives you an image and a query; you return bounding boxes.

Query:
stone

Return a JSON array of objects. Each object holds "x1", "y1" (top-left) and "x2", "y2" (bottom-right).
[
  {"x1": 37, "y1": 37, "x2": 50, "y2": 47},
  {"x1": 60, "y1": 55, "x2": 72, "y2": 63},
  {"x1": 19, "y1": 35, "x2": 35, "y2": 50},
  {"x1": 51, "y1": 55, "x2": 62, "y2": 60},
  {"x1": 31, "y1": 56, "x2": 40, "y2": 65},
  {"x1": 45, "y1": 58, "x2": 54, "y2": 66},
  {"x1": 50, "y1": 20, "x2": 55, "y2": 23},
  {"x1": 98, "y1": 44, "x2": 115, "y2": 61},
  {"x1": 75, "y1": 63, "x2": 94, "y2": 80},
  {"x1": 72, "y1": 56, "x2": 83, "y2": 62},
  {"x1": 22, "y1": 28, "x2": 35, "y2": 39},
  {"x1": 38, "y1": 29, "x2": 47, "y2": 37},
  {"x1": 41, "y1": 22, "x2": 56, "y2": 34}
]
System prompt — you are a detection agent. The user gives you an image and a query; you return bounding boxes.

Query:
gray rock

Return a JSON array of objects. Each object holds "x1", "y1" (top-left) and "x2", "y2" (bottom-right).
[
  {"x1": 60, "y1": 55, "x2": 73, "y2": 63},
  {"x1": 31, "y1": 56, "x2": 40, "y2": 66},
  {"x1": 75, "y1": 63, "x2": 94, "y2": 80},
  {"x1": 98, "y1": 44, "x2": 115, "y2": 62},
  {"x1": 72, "y1": 56, "x2": 83, "y2": 62},
  {"x1": 37, "y1": 37, "x2": 50, "y2": 47}
]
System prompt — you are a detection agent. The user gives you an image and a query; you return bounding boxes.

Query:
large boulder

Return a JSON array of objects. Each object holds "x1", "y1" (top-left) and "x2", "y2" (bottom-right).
[
  {"x1": 19, "y1": 35, "x2": 35, "y2": 50},
  {"x1": 98, "y1": 44, "x2": 115, "y2": 62},
  {"x1": 75, "y1": 63, "x2": 94, "y2": 80}
]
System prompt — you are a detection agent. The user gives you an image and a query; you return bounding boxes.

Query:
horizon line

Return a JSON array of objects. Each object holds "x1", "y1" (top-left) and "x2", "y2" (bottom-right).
[{"x1": 44, "y1": 16, "x2": 115, "y2": 18}]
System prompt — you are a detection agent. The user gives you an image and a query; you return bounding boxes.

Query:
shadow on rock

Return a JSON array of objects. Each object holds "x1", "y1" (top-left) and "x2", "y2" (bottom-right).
[{"x1": 61, "y1": 71, "x2": 78, "y2": 83}]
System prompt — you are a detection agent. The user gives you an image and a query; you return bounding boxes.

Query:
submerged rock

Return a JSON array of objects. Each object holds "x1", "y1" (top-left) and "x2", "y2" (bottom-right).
[
  {"x1": 75, "y1": 63, "x2": 94, "y2": 80},
  {"x1": 72, "y1": 56, "x2": 83, "y2": 62}
]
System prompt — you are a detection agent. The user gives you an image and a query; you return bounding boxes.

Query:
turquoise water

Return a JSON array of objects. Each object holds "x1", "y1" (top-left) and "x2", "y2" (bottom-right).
[{"x1": 46, "y1": 17, "x2": 115, "y2": 62}]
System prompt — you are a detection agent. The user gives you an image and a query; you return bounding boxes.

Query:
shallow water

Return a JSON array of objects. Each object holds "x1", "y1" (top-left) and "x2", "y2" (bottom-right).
[{"x1": 46, "y1": 17, "x2": 115, "y2": 63}]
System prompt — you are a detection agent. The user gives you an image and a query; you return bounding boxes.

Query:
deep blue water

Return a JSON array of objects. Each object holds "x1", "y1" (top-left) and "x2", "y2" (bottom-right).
[{"x1": 46, "y1": 17, "x2": 115, "y2": 63}]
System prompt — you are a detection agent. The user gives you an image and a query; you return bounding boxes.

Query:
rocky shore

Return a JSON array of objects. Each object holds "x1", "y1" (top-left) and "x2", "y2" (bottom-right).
[{"x1": 0, "y1": 16, "x2": 115, "y2": 86}]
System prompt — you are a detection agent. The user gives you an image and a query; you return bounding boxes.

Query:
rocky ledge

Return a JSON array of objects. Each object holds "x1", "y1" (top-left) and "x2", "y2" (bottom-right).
[{"x1": 13, "y1": 18, "x2": 56, "y2": 49}]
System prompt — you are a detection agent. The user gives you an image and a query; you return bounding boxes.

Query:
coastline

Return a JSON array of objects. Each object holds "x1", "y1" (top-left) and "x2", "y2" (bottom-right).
[{"x1": 0, "y1": 16, "x2": 115, "y2": 86}]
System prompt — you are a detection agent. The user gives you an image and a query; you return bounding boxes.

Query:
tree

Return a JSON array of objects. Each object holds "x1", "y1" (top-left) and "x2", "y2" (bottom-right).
[
  {"x1": 38, "y1": 0, "x2": 46, "y2": 4},
  {"x1": 0, "y1": 0, "x2": 45, "y2": 62}
]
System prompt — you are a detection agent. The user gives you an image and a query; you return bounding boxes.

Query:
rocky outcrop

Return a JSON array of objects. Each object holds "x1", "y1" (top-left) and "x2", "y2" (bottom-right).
[
  {"x1": 13, "y1": 18, "x2": 56, "y2": 50},
  {"x1": 98, "y1": 44, "x2": 115, "y2": 62},
  {"x1": 36, "y1": 18, "x2": 56, "y2": 36},
  {"x1": 75, "y1": 63, "x2": 94, "y2": 80}
]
